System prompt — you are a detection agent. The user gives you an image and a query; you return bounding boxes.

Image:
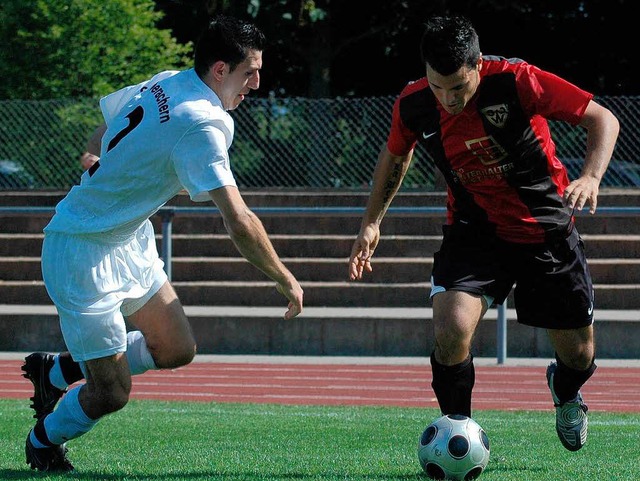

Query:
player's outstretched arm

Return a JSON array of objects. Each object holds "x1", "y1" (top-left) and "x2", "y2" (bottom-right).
[
  {"x1": 209, "y1": 186, "x2": 303, "y2": 319},
  {"x1": 349, "y1": 146, "x2": 413, "y2": 281},
  {"x1": 565, "y1": 100, "x2": 620, "y2": 214}
]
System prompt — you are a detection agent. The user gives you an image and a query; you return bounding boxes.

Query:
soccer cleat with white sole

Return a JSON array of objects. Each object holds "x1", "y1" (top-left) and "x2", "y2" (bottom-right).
[{"x1": 546, "y1": 361, "x2": 589, "y2": 451}]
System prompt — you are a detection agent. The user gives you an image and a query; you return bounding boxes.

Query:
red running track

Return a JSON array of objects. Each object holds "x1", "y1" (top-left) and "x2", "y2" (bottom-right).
[{"x1": 1, "y1": 360, "x2": 639, "y2": 412}]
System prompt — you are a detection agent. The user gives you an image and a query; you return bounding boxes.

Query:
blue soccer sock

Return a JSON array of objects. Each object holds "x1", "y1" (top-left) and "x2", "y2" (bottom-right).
[
  {"x1": 31, "y1": 386, "x2": 97, "y2": 446},
  {"x1": 126, "y1": 330, "x2": 158, "y2": 375},
  {"x1": 48, "y1": 357, "x2": 69, "y2": 391}
]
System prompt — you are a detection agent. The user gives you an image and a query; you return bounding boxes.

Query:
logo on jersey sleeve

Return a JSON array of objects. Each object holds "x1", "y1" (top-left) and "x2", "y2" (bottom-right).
[{"x1": 481, "y1": 104, "x2": 509, "y2": 128}]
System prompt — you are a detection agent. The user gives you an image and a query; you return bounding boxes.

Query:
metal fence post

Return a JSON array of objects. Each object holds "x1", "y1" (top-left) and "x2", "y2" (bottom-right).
[
  {"x1": 496, "y1": 302, "x2": 507, "y2": 364},
  {"x1": 160, "y1": 209, "x2": 174, "y2": 281}
]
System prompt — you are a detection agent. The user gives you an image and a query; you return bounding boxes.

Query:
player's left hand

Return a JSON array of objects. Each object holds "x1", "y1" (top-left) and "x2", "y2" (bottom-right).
[
  {"x1": 563, "y1": 175, "x2": 600, "y2": 214},
  {"x1": 276, "y1": 279, "x2": 304, "y2": 320},
  {"x1": 348, "y1": 223, "x2": 380, "y2": 281}
]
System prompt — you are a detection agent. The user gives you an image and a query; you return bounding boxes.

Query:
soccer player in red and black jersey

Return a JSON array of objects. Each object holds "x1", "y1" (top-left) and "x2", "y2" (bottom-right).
[{"x1": 349, "y1": 15, "x2": 619, "y2": 452}]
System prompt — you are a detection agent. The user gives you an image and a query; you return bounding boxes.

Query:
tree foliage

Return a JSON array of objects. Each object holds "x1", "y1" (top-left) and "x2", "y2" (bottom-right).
[
  {"x1": 0, "y1": 0, "x2": 192, "y2": 99},
  {"x1": 154, "y1": 0, "x2": 636, "y2": 98},
  {"x1": 0, "y1": 0, "x2": 635, "y2": 100}
]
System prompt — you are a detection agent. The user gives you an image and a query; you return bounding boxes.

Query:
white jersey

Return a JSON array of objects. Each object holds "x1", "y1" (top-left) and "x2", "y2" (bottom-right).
[{"x1": 45, "y1": 68, "x2": 237, "y2": 240}]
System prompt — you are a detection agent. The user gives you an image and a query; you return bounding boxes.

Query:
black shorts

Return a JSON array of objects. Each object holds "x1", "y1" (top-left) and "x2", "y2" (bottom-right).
[{"x1": 431, "y1": 222, "x2": 594, "y2": 329}]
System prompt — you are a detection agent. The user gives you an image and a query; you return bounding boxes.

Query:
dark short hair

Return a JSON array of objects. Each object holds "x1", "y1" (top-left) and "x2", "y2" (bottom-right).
[
  {"x1": 420, "y1": 15, "x2": 480, "y2": 75},
  {"x1": 194, "y1": 15, "x2": 266, "y2": 78}
]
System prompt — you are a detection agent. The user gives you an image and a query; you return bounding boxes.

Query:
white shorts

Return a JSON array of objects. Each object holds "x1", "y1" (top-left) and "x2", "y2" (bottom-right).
[{"x1": 42, "y1": 220, "x2": 167, "y2": 361}]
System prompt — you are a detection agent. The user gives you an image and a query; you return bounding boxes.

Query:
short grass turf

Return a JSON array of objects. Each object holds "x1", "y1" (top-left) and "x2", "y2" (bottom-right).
[{"x1": 1, "y1": 399, "x2": 639, "y2": 480}]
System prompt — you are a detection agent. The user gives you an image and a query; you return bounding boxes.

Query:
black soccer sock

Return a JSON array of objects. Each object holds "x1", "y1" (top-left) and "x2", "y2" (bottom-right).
[
  {"x1": 552, "y1": 354, "x2": 597, "y2": 404},
  {"x1": 33, "y1": 416, "x2": 55, "y2": 447},
  {"x1": 59, "y1": 353, "x2": 84, "y2": 385},
  {"x1": 430, "y1": 352, "x2": 475, "y2": 417}
]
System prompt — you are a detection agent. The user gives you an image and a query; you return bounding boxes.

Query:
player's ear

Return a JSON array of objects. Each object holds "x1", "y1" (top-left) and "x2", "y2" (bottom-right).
[{"x1": 211, "y1": 61, "x2": 228, "y2": 81}]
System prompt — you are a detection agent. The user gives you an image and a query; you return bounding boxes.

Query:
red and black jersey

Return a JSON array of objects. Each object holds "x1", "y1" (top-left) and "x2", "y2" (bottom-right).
[{"x1": 387, "y1": 56, "x2": 593, "y2": 243}]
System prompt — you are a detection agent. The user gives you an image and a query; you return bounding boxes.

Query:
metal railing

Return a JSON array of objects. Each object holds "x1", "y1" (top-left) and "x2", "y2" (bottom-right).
[{"x1": 2, "y1": 205, "x2": 640, "y2": 364}]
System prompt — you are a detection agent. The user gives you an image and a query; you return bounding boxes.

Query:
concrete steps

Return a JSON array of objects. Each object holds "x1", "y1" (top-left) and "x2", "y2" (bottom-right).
[
  {"x1": 2, "y1": 279, "x2": 640, "y2": 309},
  {"x1": 2, "y1": 232, "x2": 640, "y2": 258},
  {"x1": 1, "y1": 304, "x2": 638, "y2": 358},
  {"x1": 1, "y1": 189, "x2": 639, "y2": 357},
  {"x1": 3, "y1": 256, "x2": 640, "y2": 284}
]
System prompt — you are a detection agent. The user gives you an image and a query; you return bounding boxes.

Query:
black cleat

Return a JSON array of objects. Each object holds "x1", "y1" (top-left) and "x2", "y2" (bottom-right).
[
  {"x1": 21, "y1": 352, "x2": 66, "y2": 420},
  {"x1": 25, "y1": 432, "x2": 74, "y2": 472}
]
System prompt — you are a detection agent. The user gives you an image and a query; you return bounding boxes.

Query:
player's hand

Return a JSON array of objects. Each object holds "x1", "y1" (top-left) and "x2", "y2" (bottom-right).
[
  {"x1": 348, "y1": 223, "x2": 380, "y2": 281},
  {"x1": 564, "y1": 175, "x2": 600, "y2": 214},
  {"x1": 276, "y1": 279, "x2": 304, "y2": 320},
  {"x1": 80, "y1": 152, "x2": 99, "y2": 170}
]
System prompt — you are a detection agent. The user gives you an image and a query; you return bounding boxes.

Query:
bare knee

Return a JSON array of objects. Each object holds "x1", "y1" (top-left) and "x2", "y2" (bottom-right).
[
  {"x1": 165, "y1": 340, "x2": 196, "y2": 368},
  {"x1": 431, "y1": 292, "x2": 484, "y2": 365},
  {"x1": 99, "y1": 388, "x2": 130, "y2": 414},
  {"x1": 150, "y1": 338, "x2": 196, "y2": 369},
  {"x1": 80, "y1": 382, "x2": 131, "y2": 418},
  {"x1": 557, "y1": 343, "x2": 594, "y2": 370},
  {"x1": 81, "y1": 354, "x2": 132, "y2": 418},
  {"x1": 127, "y1": 288, "x2": 196, "y2": 369},
  {"x1": 433, "y1": 321, "x2": 474, "y2": 365},
  {"x1": 549, "y1": 326, "x2": 595, "y2": 370}
]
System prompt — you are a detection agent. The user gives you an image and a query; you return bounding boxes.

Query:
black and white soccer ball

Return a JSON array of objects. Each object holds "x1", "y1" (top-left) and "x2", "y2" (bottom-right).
[{"x1": 417, "y1": 414, "x2": 490, "y2": 480}]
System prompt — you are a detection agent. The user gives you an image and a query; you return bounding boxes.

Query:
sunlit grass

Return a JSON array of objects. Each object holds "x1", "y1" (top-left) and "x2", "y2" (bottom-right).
[{"x1": 1, "y1": 399, "x2": 638, "y2": 480}]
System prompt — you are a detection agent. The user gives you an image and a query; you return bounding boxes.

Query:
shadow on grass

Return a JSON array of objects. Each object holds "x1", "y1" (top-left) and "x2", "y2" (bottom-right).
[{"x1": 0, "y1": 468, "x2": 426, "y2": 480}]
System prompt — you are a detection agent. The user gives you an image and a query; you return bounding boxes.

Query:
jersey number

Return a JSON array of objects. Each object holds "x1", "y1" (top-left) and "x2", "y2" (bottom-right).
[{"x1": 88, "y1": 106, "x2": 144, "y2": 177}]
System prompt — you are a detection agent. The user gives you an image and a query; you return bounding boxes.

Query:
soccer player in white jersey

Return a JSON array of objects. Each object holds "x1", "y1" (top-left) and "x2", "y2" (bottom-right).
[{"x1": 22, "y1": 15, "x2": 304, "y2": 472}]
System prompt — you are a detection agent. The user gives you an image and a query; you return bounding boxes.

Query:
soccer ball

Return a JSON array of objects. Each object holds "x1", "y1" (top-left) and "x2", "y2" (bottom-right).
[{"x1": 417, "y1": 414, "x2": 490, "y2": 480}]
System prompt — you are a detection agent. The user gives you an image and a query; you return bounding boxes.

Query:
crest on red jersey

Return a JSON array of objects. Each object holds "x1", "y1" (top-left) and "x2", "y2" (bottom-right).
[{"x1": 481, "y1": 104, "x2": 509, "y2": 128}]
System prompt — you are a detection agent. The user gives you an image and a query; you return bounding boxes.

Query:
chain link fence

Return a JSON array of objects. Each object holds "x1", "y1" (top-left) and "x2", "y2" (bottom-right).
[{"x1": 1, "y1": 95, "x2": 638, "y2": 191}]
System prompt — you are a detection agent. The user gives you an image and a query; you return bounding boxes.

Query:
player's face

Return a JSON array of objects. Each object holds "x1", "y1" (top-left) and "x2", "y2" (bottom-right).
[
  {"x1": 427, "y1": 59, "x2": 481, "y2": 115},
  {"x1": 220, "y1": 49, "x2": 262, "y2": 111}
]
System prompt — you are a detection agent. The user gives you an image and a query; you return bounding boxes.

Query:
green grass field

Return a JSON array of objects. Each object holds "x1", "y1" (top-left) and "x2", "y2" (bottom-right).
[{"x1": 1, "y1": 399, "x2": 638, "y2": 480}]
